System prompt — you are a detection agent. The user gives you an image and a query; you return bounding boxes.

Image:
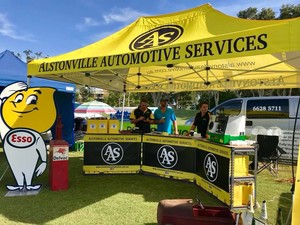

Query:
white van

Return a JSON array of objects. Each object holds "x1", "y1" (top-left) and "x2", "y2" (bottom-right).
[{"x1": 209, "y1": 96, "x2": 300, "y2": 161}]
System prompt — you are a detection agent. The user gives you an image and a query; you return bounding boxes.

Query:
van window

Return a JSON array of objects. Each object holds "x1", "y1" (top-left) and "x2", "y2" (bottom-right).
[
  {"x1": 211, "y1": 100, "x2": 242, "y2": 116},
  {"x1": 246, "y1": 99, "x2": 289, "y2": 118},
  {"x1": 289, "y1": 98, "x2": 300, "y2": 118}
]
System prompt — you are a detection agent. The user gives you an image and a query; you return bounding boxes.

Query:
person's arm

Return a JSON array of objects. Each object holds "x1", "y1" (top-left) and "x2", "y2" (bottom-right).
[
  {"x1": 187, "y1": 113, "x2": 198, "y2": 135},
  {"x1": 149, "y1": 119, "x2": 160, "y2": 124},
  {"x1": 189, "y1": 124, "x2": 196, "y2": 133},
  {"x1": 173, "y1": 120, "x2": 178, "y2": 135},
  {"x1": 130, "y1": 109, "x2": 145, "y2": 124},
  {"x1": 185, "y1": 124, "x2": 196, "y2": 136},
  {"x1": 147, "y1": 111, "x2": 155, "y2": 124},
  {"x1": 131, "y1": 117, "x2": 145, "y2": 124}
]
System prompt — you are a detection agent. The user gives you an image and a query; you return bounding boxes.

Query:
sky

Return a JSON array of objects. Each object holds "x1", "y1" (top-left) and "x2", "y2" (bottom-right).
[{"x1": 0, "y1": 0, "x2": 298, "y2": 61}]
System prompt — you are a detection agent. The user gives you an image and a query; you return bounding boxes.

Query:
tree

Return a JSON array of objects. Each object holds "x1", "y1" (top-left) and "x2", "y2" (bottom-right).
[
  {"x1": 14, "y1": 49, "x2": 48, "y2": 62},
  {"x1": 257, "y1": 8, "x2": 276, "y2": 20},
  {"x1": 237, "y1": 7, "x2": 258, "y2": 19},
  {"x1": 237, "y1": 7, "x2": 276, "y2": 20},
  {"x1": 237, "y1": 4, "x2": 300, "y2": 20},
  {"x1": 279, "y1": 4, "x2": 300, "y2": 19},
  {"x1": 105, "y1": 91, "x2": 123, "y2": 107},
  {"x1": 151, "y1": 92, "x2": 164, "y2": 107}
]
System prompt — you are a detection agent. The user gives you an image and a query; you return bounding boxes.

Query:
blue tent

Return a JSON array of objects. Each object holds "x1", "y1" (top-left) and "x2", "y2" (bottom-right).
[{"x1": 0, "y1": 50, "x2": 76, "y2": 146}]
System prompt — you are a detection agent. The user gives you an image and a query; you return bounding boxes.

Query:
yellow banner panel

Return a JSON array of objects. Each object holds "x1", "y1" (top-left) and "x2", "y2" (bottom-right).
[
  {"x1": 143, "y1": 134, "x2": 195, "y2": 147},
  {"x1": 84, "y1": 134, "x2": 142, "y2": 143},
  {"x1": 83, "y1": 165, "x2": 141, "y2": 174},
  {"x1": 141, "y1": 165, "x2": 195, "y2": 182},
  {"x1": 195, "y1": 140, "x2": 231, "y2": 158}
]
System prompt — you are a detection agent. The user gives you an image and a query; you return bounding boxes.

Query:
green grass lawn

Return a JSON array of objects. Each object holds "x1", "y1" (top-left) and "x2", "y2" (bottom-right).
[{"x1": 0, "y1": 149, "x2": 296, "y2": 225}]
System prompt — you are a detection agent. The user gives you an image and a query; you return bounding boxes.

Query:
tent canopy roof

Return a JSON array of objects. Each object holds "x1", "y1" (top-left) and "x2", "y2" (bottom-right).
[{"x1": 28, "y1": 3, "x2": 300, "y2": 92}]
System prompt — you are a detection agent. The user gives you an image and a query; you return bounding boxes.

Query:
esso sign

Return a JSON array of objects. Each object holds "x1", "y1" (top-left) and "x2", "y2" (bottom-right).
[{"x1": 6, "y1": 130, "x2": 36, "y2": 148}]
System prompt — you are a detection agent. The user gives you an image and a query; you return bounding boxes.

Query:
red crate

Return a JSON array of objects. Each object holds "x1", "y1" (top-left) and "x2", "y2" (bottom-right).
[
  {"x1": 157, "y1": 199, "x2": 235, "y2": 225},
  {"x1": 193, "y1": 205, "x2": 233, "y2": 218}
]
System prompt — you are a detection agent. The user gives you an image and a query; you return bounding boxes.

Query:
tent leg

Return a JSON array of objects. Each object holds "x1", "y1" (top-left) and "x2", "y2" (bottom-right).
[{"x1": 120, "y1": 92, "x2": 126, "y2": 130}]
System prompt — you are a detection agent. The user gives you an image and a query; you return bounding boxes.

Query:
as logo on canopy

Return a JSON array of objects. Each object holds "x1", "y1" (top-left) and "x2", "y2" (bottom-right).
[{"x1": 129, "y1": 25, "x2": 183, "y2": 51}]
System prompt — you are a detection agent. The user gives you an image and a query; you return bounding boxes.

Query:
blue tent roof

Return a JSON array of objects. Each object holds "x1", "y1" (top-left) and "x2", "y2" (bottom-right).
[
  {"x1": 0, "y1": 50, "x2": 75, "y2": 93},
  {"x1": 0, "y1": 50, "x2": 76, "y2": 146}
]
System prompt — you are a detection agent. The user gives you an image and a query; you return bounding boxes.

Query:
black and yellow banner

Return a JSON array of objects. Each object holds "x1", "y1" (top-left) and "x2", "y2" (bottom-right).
[
  {"x1": 195, "y1": 148, "x2": 230, "y2": 192},
  {"x1": 83, "y1": 134, "x2": 142, "y2": 173},
  {"x1": 142, "y1": 135, "x2": 196, "y2": 180}
]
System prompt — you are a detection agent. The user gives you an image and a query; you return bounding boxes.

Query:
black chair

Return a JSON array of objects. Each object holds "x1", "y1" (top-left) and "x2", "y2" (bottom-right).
[{"x1": 256, "y1": 134, "x2": 286, "y2": 177}]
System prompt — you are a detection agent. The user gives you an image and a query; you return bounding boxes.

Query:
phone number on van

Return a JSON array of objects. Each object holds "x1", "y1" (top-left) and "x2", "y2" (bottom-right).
[{"x1": 252, "y1": 106, "x2": 282, "y2": 111}]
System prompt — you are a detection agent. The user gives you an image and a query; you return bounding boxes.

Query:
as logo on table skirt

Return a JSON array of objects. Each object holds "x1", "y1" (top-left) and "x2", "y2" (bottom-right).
[
  {"x1": 204, "y1": 153, "x2": 219, "y2": 182},
  {"x1": 157, "y1": 145, "x2": 178, "y2": 169},
  {"x1": 101, "y1": 142, "x2": 124, "y2": 165}
]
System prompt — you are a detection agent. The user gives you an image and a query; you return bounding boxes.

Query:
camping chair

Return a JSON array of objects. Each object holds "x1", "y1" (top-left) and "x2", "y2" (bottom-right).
[{"x1": 256, "y1": 134, "x2": 286, "y2": 177}]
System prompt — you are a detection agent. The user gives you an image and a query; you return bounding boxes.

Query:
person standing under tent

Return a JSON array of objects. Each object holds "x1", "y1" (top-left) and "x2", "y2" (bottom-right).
[
  {"x1": 188, "y1": 101, "x2": 210, "y2": 138},
  {"x1": 154, "y1": 98, "x2": 178, "y2": 135},
  {"x1": 130, "y1": 98, "x2": 155, "y2": 133}
]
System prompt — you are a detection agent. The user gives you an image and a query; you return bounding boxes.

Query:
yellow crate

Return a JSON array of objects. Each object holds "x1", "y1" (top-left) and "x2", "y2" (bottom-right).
[
  {"x1": 108, "y1": 119, "x2": 119, "y2": 134},
  {"x1": 233, "y1": 182, "x2": 243, "y2": 206},
  {"x1": 233, "y1": 181, "x2": 254, "y2": 206},
  {"x1": 234, "y1": 155, "x2": 249, "y2": 176},
  {"x1": 242, "y1": 182, "x2": 254, "y2": 205}
]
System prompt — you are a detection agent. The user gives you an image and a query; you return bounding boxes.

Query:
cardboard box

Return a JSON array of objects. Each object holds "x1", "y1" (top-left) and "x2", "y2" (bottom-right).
[
  {"x1": 98, "y1": 119, "x2": 108, "y2": 133},
  {"x1": 108, "y1": 119, "x2": 119, "y2": 133}
]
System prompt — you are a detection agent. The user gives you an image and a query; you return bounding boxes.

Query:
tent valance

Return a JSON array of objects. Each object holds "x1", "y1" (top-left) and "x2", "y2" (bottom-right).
[{"x1": 27, "y1": 3, "x2": 300, "y2": 92}]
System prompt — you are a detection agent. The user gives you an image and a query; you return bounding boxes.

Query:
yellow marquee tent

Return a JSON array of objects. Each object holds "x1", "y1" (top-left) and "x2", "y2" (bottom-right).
[
  {"x1": 27, "y1": 3, "x2": 300, "y2": 93},
  {"x1": 27, "y1": 3, "x2": 300, "y2": 223}
]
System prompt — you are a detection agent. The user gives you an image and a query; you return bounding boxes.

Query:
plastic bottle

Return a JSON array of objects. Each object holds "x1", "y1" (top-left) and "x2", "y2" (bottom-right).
[
  {"x1": 243, "y1": 212, "x2": 253, "y2": 225},
  {"x1": 247, "y1": 194, "x2": 254, "y2": 213},
  {"x1": 243, "y1": 194, "x2": 254, "y2": 225}
]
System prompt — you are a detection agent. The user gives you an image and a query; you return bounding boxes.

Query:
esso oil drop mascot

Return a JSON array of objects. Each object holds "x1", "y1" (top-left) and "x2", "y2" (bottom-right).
[{"x1": 0, "y1": 82, "x2": 57, "y2": 191}]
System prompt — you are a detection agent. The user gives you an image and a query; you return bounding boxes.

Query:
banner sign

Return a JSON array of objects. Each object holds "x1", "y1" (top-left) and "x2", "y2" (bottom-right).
[
  {"x1": 195, "y1": 143, "x2": 231, "y2": 192},
  {"x1": 142, "y1": 135, "x2": 196, "y2": 173},
  {"x1": 84, "y1": 134, "x2": 141, "y2": 166},
  {"x1": 37, "y1": 32, "x2": 271, "y2": 73}
]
